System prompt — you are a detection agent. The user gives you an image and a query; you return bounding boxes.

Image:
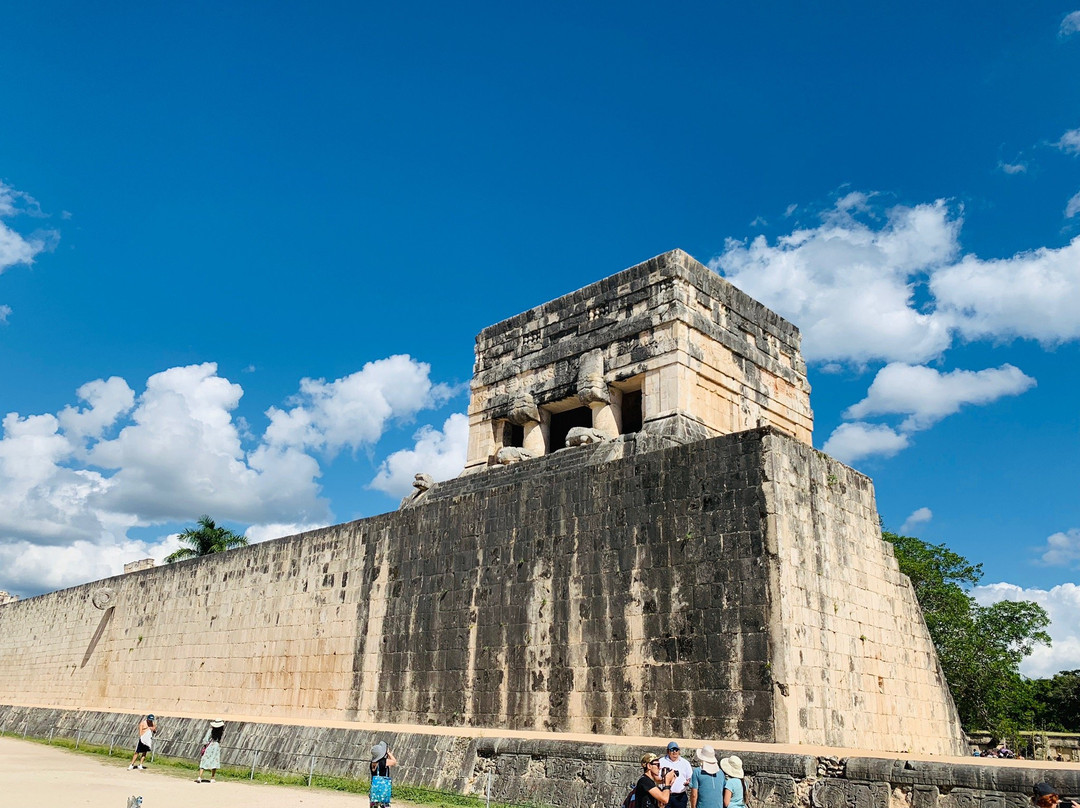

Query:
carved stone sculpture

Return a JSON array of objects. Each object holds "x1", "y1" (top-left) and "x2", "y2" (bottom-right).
[
  {"x1": 507, "y1": 387, "x2": 540, "y2": 426},
  {"x1": 565, "y1": 426, "x2": 608, "y2": 446},
  {"x1": 576, "y1": 349, "x2": 609, "y2": 406},
  {"x1": 399, "y1": 472, "x2": 436, "y2": 509},
  {"x1": 91, "y1": 587, "x2": 117, "y2": 610},
  {"x1": 495, "y1": 446, "x2": 536, "y2": 464}
]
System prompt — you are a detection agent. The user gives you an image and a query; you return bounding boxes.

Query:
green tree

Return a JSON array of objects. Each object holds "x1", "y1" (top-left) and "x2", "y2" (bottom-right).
[
  {"x1": 883, "y1": 531, "x2": 1051, "y2": 734},
  {"x1": 1030, "y1": 669, "x2": 1080, "y2": 731},
  {"x1": 164, "y1": 515, "x2": 248, "y2": 563}
]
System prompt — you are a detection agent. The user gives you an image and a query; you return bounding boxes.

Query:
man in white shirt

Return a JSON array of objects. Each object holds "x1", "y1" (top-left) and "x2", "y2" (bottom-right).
[{"x1": 659, "y1": 741, "x2": 693, "y2": 808}]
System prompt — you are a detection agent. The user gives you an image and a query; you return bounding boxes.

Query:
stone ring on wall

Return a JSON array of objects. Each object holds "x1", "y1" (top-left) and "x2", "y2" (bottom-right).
[{"x1": 91, "y1": 587, "x2": 117, "y2": 610}]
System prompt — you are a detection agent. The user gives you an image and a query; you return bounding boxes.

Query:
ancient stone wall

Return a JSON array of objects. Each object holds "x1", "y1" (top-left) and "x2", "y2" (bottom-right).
[
  {"x1": 0, "y1": 430, "x2": 964, "y2": 754},
  {"x1": 762, "y1": 435, "x2": 966, "y2": 754},
  {"x1": 2, "y1": 705, "x2": 1076, "y2": 808}
]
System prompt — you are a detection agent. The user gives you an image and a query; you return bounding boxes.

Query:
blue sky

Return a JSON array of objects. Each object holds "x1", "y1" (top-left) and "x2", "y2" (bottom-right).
[{"x1": 2, "y1": 3, "x2": 1079, "y2": 675}]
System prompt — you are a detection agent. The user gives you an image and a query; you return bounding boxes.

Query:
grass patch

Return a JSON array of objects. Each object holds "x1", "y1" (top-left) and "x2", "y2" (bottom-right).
[{"x1": 13, "y1": 733, "x2": 531, "y2": 808}]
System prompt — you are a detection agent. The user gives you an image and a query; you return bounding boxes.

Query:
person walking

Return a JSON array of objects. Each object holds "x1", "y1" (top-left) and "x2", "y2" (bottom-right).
[
  {"x1": 690, "y1": 746, "x2": 725, "y2": 808},
  {"x1": 128, "y1": 714, "x2": 155, "y2": 770},
  {"x1": 195, "y1": 719, "x2": 225, "y2": 783},
  {"x1": 720, "y1": 756, "x2": 747, "y2": 808},
  {"x1": 370, "y1": 740, "x2": 398, "y2": 808}
]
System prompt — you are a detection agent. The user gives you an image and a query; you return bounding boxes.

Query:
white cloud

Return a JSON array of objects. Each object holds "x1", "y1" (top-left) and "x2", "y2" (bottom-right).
[
  {"x1": 0, "y1": 180, "x2": 57, "y2": 275},
  {"x1": 843, "y1": 363, "x2": 1036, "y2": 431},
  {"x1": 1058, "y1": 128, "x2": 1080, "y2": 155},
  {"x1": 900, "y1": 507, "x2": 933, "y2": 534},
  {"x1": 0, "y1": 535, "x2": 177, "y2": 596},
  {"x1": 931, "y1": 236, "x2": 1080, "y2": 343},
  {"x1": 714, "y1": 196, "x2": 1080, "y2": 364},
  {"x1": 821, "y1": 422, "x2": 909, "y2": 465},
  {"x1": 998, "y1": 161, "x2": 1028, "y2": 175},
  {"x1": 85, "y1": 363, "x2": 326, "y2": 525},
  {"x1": 265, "y1": 355, "x2": 455, "y2": 454},
  {"x1": 711, "y1": 197, "x2": 959, "y2": 365},
  {"x1": 1067, "y1": 191, "x2": 1080, "y2": 219},
  {"x1": 1061, "y1": 12, "x2": 1080, "y2": 37},
  {"x1": 370, "y1": 413, "x2": 469, "y2": 498},
  {"x1": 58, "y1": 377, "x2": 135, "y2": 445},
  {"x1": 974, "y1": 582, "x2": 1080, "y2": 678},
  {"x1": 0, "y1": 357, "x2": 459, "y2": 597},
  {"x1": 1034, "y1": 528, "x2": 1080, "y2": 567}
]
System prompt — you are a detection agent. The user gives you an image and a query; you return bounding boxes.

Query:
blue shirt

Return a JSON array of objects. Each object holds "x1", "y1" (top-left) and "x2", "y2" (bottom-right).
[
  {"x1": 724, "y1": 778, "x2": 745, "y2": 808},
  {"x1": 690, "y1": 768, "x2": 726, "y2": 808}
]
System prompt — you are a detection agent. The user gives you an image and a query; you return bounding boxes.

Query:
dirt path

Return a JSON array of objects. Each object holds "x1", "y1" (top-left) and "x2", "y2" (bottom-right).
[{"x1": 0, "y1": 735, "x2": 386, "y2": 807}]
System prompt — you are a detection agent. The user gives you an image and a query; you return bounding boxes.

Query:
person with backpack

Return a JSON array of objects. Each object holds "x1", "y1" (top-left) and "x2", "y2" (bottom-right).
[{"x1": 632, "y1": 753, "x2": 677, "y2": 808}]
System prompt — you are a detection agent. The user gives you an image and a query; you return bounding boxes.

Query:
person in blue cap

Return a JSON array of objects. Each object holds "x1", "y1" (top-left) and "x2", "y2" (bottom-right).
[
  {"x1": 128, "y1": 713, "x2": 155, "y2": 770},
  {"x1": 659, "y1": 742, "x2": 692, "y2": 808}
]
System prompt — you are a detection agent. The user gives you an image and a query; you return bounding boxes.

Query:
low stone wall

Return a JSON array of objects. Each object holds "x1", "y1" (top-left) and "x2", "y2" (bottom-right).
[{"x1": 2, "y1": 704, "x2": 1076, "y2": 808}]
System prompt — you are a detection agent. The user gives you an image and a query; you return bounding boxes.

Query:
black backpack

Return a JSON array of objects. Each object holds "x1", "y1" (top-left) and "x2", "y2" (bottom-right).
[{"x1": 621, "y1": 787, "x2": 638, "y2": 808}]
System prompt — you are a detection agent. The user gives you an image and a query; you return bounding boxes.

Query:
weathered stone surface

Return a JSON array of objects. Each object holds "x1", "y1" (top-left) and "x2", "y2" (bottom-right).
[
  {"x1": 90, "y1": 588, "x2": 116, "y2": 610},
  {"x1": 565, "y1": 426, "x2": 608, "y2": 446},
  {"x1": 0, "y1": 428, "x2": 966, "y2": 753},
  {"x1": 495, "y1": 446, "x2": 536, "y2": 464},
  {"x1": 465, "y1": 250, "x2": 813, "y2": 470}
]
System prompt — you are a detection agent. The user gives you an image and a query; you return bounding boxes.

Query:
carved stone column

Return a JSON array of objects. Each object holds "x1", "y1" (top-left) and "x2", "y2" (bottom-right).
[
  {"x1": 509, "y1": 386, "x2": 545, "y2": 456},
  {"x1": 577, "y1": 349, "x2": 617, "y2": 439}
]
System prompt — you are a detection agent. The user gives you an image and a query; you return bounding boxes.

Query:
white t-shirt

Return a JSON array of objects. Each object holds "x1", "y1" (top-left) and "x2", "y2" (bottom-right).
[
  {"x1": 660, "y1": 755, "x2": 693, "y2": 794},
  {"x1": 139, "y1": 727, "x2": 153, "y2": 746}
]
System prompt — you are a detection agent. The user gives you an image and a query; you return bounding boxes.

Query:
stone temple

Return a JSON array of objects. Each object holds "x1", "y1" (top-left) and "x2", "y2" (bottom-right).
[{"x1": 0, "y1": 249, "x2": 967, "y2": 755}]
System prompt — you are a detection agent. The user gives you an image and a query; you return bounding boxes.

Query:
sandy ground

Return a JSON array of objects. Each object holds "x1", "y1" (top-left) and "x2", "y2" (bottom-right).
[{"x1": 0, "y1": 735, "x2": 389, "y2": 807}]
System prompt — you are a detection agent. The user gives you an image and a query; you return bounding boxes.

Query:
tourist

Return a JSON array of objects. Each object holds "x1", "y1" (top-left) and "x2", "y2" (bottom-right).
[
  {"x1": 720, "y1": 756, "x2": 747, "y2": 808},
  {"x1": 1033, "y1": 783, "x2": 1078, "y2": 808},
  {"x1": 370, "y1": 740, "x2": 398, "y2": 808},
  {"x1": 637, "y1": 753, "x2": 677, "y2": 808},
  {"x1": 128, "y1": 713, "x2": 155, "y2": 770},
  {"x1": 660, "y1": 742, "x2": 693, "y2": 808},
  {"x1": 195, "y1": 719, "x2": 225, "y2": 783},
  {"x1": 689, "y1": 745, "x2": 725, "y2": 808}
]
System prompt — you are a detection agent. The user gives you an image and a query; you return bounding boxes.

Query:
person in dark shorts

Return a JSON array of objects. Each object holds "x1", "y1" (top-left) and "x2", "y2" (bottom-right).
[
  {"x1": 128, "y1": 714, "x2": 155, "y2": 770},
  {"x1": 637, "y1": 753, "x2": 677, "y2": 808}
]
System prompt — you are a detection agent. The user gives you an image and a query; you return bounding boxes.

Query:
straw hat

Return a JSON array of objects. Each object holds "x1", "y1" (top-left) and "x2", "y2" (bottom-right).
[
  {"x1": 720, "y1": 755, "x2": 744, "y2": 778},
  {"x1": 209, "y1": 719, "x2": 225, "y2": 728}
]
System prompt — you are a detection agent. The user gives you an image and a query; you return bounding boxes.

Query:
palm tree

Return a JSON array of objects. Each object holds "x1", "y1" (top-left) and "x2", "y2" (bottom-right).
[{"x1": 164, "y1": 515, "x2": 248, "y2": 563}]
